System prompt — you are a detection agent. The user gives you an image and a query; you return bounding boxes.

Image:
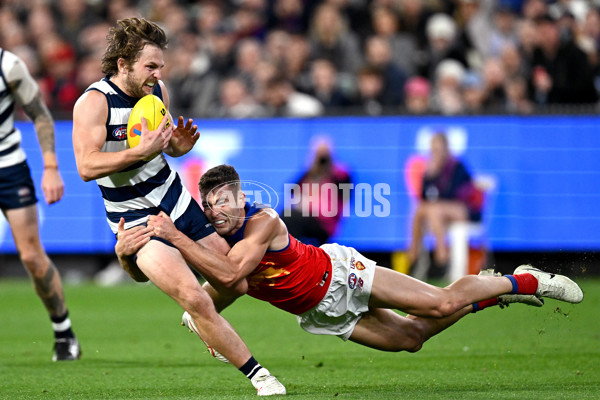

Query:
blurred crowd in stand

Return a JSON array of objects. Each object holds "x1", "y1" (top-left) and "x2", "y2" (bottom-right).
[{"x1": 2, "y1": 0, "x2": 600, "y2": 120}]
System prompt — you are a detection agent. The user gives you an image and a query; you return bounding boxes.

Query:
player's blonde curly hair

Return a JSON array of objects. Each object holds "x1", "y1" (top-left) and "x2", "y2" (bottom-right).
[{"x1": 101, "y1": 17, "x2": 168, "y2": 76}]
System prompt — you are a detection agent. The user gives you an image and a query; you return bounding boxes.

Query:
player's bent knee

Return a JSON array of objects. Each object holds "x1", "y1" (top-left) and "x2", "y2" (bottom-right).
[
  {"x1": 20, "y1": 252, "x2": 49, "y2": 276},
  {"x1": 180, "y1": 289, "x2": 219, "y2": 321}
]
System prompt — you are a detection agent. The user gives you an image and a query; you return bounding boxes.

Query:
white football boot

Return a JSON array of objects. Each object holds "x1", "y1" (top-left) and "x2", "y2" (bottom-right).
[
  {"x1": 513, "y1": 265, "x2": 584, "y2": 304},
  {"x1": 478, "y1": 269, "x2": 544, "y2": 308},
  {"x1": 251, "y1": 368, "x2": 287, "y2": 396},
  {"x1": 181, "y1": 311, "x2": 229, "y2": 363}
]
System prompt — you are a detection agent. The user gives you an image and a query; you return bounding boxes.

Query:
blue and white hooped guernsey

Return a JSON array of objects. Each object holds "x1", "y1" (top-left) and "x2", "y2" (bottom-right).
[
  {"x1": 0, "y1": 49, "x2": 27, "y2": 169},
  {"x1": 85, "y1": 77, "x2": 192, "y2": 234}
]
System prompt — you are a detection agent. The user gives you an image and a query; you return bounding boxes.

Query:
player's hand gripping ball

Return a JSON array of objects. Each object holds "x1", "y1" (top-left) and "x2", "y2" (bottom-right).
[{"x1": 127, "y1": 94, "x2": 171, "y2": 160}]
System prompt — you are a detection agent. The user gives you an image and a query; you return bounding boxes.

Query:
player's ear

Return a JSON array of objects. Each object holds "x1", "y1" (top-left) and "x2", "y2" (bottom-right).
[{"x1": 117, "y1": 58, "x2": 127, "y2": 75}]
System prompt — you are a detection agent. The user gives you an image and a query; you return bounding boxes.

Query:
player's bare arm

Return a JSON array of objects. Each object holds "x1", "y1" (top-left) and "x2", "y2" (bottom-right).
[
  {"x1": 72, "y1": 90, "x2": 171, "y2": 181},
  {"x1": 114, "y1": 217, "x2": 152, "y2": 282},
  {"x1": 148, "y1": 208, "x2": 283, "y2": 290},
  {"x1": 159, "y1": 82, "x2": 199, "y2": 157},
  {"x1": 202, "y1": 281, "x2": 240, "y2": 313},
  {"x1": 8, "y1": 55, "x2": 64, "y2": 204},
  {"x1": 24, "y1": 94, "x2": 64, "y2": 204}
]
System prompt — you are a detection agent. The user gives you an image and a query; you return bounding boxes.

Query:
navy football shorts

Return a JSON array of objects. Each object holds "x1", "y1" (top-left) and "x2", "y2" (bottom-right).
[{"x1": 0, "y1": 161, "x2": 38, "y2": 210}]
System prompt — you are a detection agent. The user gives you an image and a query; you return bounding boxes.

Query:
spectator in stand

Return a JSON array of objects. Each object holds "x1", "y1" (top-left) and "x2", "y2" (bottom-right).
[
  {"x1": 2, "y1": 0, "x2": 600, "y2": 117},
  {"x1": 264, "y1": 29, "x2": 289, "y2": 69},
  {"x1": 529, "y1": 13, "x2": 598, "y2": 105},
  {"x1": 504, "y1": 74, "x2": 534, "y2": 114},
  {"x1": 516, "y1": 17, "x2": 538, "y2": 63},
  {"x1": 26, "y1": 5, "x2": 59, "y2": 52},
  {"x1": 403, "y1": 76, "x2": 432, "y2": 115},
  {"x1": 486, "y1": 4, "x2": 521, "y2": 58},
  {"x1": 194, "y1": 0, "x2": 226, "y2": 39},
  {"x1": 281, "y1": 136, "x2": 352, "y2": 246},
  {"x1": 307, "y1": 3, "x2": 363, "y2": 76},
  {"x1": 211, "y1": 76, "x2": 266, "y2": 118},
  {"x1": 283, "y1": 34, "x2": 312, "y2": 91},
  {"x1": 431, "y1": 59, "x2": 466, "y2": 115},
  {"x1": 159, "y1": 2, "x2": 193, "y2": 40},
  {"x1": 53, "y1": 0, "x2": 101, "y2": 56},
  {"x1": 396, "y1": 0, "x2": 434, "y2": 49},
  {"x1": 452, "y1": 0, "x2": 492, "y2": 67},
  {"x1": 363, "y1": 35, "x2": 407, "y2": 107},
  {"x1": 38, "y1": 37, "x2": 80, "y2": 119},
  {"x1": 307, "y1": 58, "x2": 353, "y2": 113},
  {"x1": 77, "y1": 22, "x2": 111, "y2": 60},
  {"x1": 522, "y1": 0, "x2": 548, "y2": 21},
  {"x1": 370, "y1": 5, "x2": 418, "y2": 76},
  {"x1": 104, "y1": 0, "x2": 139, "y2": 23},
  {"x1": 263, "y1": 75, "x2": 324, "y2": 117},
  {"x1": 351, "y1": 65, "x2": 387, "y2": 116},
  {"x1": 75, "y1": 54, "x2": 103, "y2": 94},
  {"x1": 420, "y1": 13, "x2": 469, "y2": 81},
  {"x1": 206, "y1": 24, "x2": 237, "y2": 78},
  {"x1": 462, "y1": 71, "x2": 488, "y2": 114},
  {"x1": 266, "y1": 0, "x2": 309, "y2": 34},
  {"x1": 231, "y1": 37, "x2": 264, "y2": 93},
  {"x1": 229, "y1": 2, "x2": 268, "y2": 40},
  {"x1": 165, "y1": 39, "x2": 220, "y2": 118},
  {"x1": 480, "y1": 57, "x2": 507, "y2": 110},
  {"x1": 250, "y1": 59, "x2": 279, "y2": 104},
  {"x1": 325, "y1": 0, "x2": 372, "y2": 40},
  {"x1": 0, "y1": 10, "x2": 28, "y2": 51},
  {"x1": 580, "y1": 6, "x2": 600, "y2": 80},
  {"x1": 500, "y1": 42, "x2": 528, "y2": 78},
  {"x1": 407, "y1": 132, "x2": 483, "y2": 268}
]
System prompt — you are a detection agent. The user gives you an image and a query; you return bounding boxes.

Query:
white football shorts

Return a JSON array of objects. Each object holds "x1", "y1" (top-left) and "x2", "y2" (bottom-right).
[{"x1": 296, "y1": 243, "x2": 376, "y2": 341}]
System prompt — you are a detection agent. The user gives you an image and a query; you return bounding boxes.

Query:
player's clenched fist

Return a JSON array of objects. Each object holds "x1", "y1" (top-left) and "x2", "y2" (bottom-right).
[{"x1": 147, "y1": 211, "x2": 177, "y2": 241}]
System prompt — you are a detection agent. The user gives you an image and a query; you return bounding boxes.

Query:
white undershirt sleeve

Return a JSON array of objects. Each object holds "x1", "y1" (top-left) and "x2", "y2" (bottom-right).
[{"x1": 1, "y1": 49, "x2": 39, "y2": 105}]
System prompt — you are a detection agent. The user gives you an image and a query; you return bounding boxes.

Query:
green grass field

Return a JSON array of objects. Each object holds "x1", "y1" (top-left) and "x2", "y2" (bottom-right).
[{"x1": 0, "y1": 276, "x2": 599, "y2": 400}]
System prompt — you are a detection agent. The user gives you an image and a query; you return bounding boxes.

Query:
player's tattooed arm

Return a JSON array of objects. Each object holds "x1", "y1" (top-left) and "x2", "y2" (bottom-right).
[
  {"x1": 22, "y1": 92, "x2": 56, "y2": 156},
  {"x1": 18, "y1": 88, "x2": 64, "y2": 203}
]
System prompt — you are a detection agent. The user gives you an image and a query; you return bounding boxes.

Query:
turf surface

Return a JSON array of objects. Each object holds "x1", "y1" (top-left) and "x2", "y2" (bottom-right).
[{"x1": 0, "y1": 276, "x2": 598, "y2": 399}]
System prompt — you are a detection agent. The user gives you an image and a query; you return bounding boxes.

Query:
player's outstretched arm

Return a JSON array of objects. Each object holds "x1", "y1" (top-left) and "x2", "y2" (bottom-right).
[{"x1": 202, "y1": 281, "x2": 241, "y2": 313}]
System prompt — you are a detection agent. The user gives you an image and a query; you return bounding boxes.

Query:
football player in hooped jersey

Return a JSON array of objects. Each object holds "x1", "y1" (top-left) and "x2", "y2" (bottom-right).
[
  {"x1": 72, "y1": 18, "x2": 285, "y2": 396},
  {"x1": 0, "y1": 47, "x2": 80, "y2": 361},
  {"x1": 122, "y1": 164, "x2": 583, "y2": 358}
]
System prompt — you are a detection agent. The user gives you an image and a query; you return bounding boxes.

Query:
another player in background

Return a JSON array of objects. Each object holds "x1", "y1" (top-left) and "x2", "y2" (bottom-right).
[
  {"x1": 72, "y1": 18, "x2": 284, "y2": 396},
  {"x1": 118, "y1": 164, "x2": 582, "y2": 359},
  {"x1": 0, "y1": 48, "x2": 80, "y2": 361}
]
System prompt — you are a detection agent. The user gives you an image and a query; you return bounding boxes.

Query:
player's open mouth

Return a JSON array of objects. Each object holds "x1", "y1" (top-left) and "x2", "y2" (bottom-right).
[{"x1": 214, "y1": 220, "x2": 226, "y2": 226}]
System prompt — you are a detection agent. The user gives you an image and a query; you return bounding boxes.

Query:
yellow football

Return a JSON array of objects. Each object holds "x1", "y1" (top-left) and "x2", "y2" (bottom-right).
[{"x1": 126, "y1": 94, "x2": 171, "y2": 159}]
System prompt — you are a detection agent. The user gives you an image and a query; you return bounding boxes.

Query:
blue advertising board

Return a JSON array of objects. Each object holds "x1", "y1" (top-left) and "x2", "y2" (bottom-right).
[{"x1": 1, "y1": 116, "x2": 598, "y2": 253}]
